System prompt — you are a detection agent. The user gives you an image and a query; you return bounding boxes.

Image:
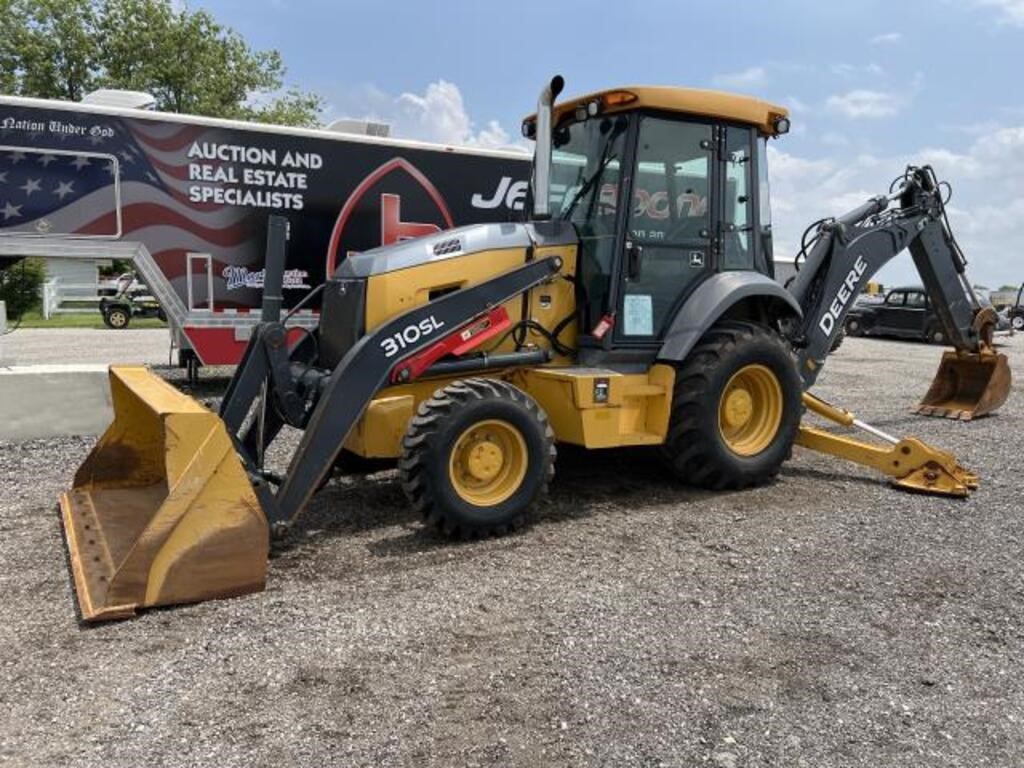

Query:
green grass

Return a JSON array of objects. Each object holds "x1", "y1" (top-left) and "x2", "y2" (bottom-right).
[{"x1": 13, "y1": 308, "x2": 167, "y2": 330}]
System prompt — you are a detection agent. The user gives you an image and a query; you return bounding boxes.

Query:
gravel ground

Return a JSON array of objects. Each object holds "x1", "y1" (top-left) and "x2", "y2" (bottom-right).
[
  {"x1": 0, "y1": 335, "x2": 1021, "y2": 767},
  {"x1": 0, "y1": 328, "x2": 171, "y2": 366}
]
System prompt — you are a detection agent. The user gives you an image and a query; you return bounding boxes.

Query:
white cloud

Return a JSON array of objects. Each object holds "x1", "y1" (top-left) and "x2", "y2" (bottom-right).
[
  {"x1": 974, "y1": 0, "x2": 1024, "y2": 25},
  {"x1": 394, "y1": 81, "x2": 518, "y2": 149},
  {"x1": 712, "y1": 66, "x2": 768, "y2": 90},
  {"x1": 869, "y1": 32, "x2": 903, "y2": 45},
  {"x1": 830, "y1": 62, "x2": 885, "y2": 78},
  {"x1": 944, "y1": 120, "x2": 1005, "y2": 135},
  {"x1": 820, "y1": 131, "x2": 850, "y2": 147},
  {"x1": 766, "y1": 124, "x2": 1024, "y2": 285},
  {"x1": 785, "y1": 96, "x2": 811, "y2": 114},
  {"x1": 333, "y1": 80, "x2": 526, "y2": 151},
  {"x1": 825, "y1": 90, "x2": 901, "y2": 119}
]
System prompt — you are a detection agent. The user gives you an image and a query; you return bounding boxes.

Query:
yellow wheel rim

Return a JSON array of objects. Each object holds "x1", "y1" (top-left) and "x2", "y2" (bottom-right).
[
  {"x1": 448, "y1": 419, "x2": 528, "y2": 506},
  {"x1": 718, "y1": 364, "x2": 784, "y2": 457}
]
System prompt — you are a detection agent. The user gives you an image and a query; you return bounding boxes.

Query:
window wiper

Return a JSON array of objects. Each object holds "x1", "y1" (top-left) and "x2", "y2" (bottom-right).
[
  {"x1": 559, "y1": 119, "x2": 626, "y2": 220},
  {"x1": 561, "y1": 152, "x2": 616, "y2": 220}
]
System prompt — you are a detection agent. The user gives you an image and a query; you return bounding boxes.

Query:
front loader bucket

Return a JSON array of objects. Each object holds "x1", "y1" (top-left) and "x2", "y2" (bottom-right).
[
  {"x1": 916, "y1": 351, "x2": 1012, "y2": 420},
  {"x1": 58, "y1": 366, "x2": 268, "y2": 622}
]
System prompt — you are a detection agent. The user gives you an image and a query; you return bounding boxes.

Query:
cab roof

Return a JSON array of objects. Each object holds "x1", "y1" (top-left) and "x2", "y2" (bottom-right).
[{"x1": 526, "y1": 86, "x2": 790, "y2": 137}]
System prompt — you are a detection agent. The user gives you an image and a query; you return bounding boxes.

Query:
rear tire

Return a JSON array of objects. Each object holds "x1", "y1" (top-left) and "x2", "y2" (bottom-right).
[
  {"x1": 662, "y1": 322, "x2": 801, "y2": 490},
  {"x1": 1011, "y1": 314, "x2": 1023, "y2": 332},
  {"x1": 399, "y1": 378, "x2": 555, "y2": 538},
  {"x1": 844, "y1": 317, "x2": 863, "y2": 336},
  {"x1": 103, "y1": 306, "x2": 130, "y2": 329}
]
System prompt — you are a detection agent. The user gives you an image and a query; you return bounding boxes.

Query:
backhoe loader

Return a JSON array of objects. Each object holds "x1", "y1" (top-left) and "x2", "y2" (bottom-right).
[{"x1": 59, "y1": 76, "x2": 1010, "y2": 621}]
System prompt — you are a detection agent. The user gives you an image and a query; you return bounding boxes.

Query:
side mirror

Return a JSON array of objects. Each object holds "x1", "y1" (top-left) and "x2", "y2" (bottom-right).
[{"x1": 626, "y1": 240, "x2": 643, "y2": 281}]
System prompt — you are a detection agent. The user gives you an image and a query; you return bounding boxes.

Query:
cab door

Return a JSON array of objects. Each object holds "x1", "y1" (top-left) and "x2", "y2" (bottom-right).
[{"x1": 615, "y1": 115, "x2": 714, "y2": 340}]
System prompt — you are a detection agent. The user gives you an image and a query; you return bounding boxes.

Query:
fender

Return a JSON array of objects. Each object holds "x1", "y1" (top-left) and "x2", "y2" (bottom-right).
[{"x1": 657, "y1": 271, "x2": 802, "y2": 362}]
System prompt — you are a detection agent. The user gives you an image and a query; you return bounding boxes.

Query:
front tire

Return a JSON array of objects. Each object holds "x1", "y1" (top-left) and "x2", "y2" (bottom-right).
[
  {"x1": 399, "y1": 378, "x2": 555, "y2": 538},
  {"x1": 662, "y1": 322, "x2": 801, "y2": 490}
]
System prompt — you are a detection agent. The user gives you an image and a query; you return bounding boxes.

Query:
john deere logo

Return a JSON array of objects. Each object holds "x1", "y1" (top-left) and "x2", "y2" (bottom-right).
[{"x1": 326, "y1": 157, "x2": 454, "y2": 276}]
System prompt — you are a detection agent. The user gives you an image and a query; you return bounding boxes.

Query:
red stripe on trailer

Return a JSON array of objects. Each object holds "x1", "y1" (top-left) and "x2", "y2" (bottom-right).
[
  {"x1": 76, "y1": 203, "x2": 255, "y2": 243},
  {"x1": 184, "y1": 326, "x2": 308, "y2": 366},
  {"x1": 130, "y1": 124, "x2": 205, "y2": 152}
]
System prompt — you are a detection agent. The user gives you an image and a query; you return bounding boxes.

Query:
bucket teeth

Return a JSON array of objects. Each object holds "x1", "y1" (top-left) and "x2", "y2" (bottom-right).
[{"x1": 917, "y1": 350, "x2": 1011, "y2": 420}]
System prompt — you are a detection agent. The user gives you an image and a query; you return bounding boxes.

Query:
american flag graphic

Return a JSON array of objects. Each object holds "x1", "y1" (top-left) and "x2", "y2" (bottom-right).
[{"x1": 0, "y1": 117, "x2": 260, "y2": 308}]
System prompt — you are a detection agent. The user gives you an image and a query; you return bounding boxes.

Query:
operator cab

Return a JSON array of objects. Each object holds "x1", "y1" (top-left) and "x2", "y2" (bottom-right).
[{"x1": 525, "y1": 85, "x2": 790, "y2": 363}]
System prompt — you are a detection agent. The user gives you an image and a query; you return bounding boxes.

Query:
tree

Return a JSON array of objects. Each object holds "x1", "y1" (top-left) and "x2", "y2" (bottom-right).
[
  {"x1": 0, "y1": 0, "x2": 323, "y2": 126},
  {"x1": 0, "y1": 0, "x2": 100, "y2": 101},
  {"x1": 0, "y1": 258, "x2": 46, "y2": 320}
]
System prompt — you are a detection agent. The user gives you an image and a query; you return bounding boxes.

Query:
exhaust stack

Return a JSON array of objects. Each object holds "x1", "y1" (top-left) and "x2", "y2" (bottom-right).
[{"x1": 532, "y1": 75, "x2": 564, "y2": 220}]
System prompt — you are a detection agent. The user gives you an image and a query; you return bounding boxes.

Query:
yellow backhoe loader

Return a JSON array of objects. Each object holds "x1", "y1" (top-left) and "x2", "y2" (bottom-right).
[{"x1": 59, "y1": 76, "x2": 1010, "y2": 621}]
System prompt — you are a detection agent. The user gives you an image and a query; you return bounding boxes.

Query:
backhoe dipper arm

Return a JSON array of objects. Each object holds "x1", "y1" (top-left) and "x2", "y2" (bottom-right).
[{"x1": 786, "y1": 166, "x2": 992, "y2": 389}]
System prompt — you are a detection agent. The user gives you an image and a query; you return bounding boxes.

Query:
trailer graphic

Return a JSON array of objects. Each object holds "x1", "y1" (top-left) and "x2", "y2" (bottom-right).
[{"x1": 0, "y1": 95, "x2": 531, "y2": 366}]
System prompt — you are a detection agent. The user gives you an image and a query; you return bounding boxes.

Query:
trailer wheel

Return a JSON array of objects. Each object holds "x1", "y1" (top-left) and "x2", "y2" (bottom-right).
[
  {"x1": 399, "y1": 378, "x2": 555, "y2": 538},
  {"x1": 662, "y1": 321, "x2": 801, "y2": 490},
  {"x1": 103, "y1": 306, "x2": 131, "y2": 329}
]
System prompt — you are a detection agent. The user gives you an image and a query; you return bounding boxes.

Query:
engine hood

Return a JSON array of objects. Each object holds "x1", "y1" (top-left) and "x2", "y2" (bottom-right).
[{"x1": 334, "y1": 220, "x2": 577, "y2": 279}]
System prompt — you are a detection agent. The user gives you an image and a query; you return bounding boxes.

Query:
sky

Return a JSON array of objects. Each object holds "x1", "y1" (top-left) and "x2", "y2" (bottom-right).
[{"x1": 197, "y1": 0, "x2": 1024, "y2": 288}]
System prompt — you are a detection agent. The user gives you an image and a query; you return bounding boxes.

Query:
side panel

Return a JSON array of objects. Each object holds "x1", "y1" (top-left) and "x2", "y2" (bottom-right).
[
  {"x1": 657, "y1": 271, "x2": 802, "y2": 363},
  {"x1": 365, "y1": 247, "x2": 528, "y2": 331},
  {"x1": 0, "y1": 100, "x2": 531, "y2": 364}
]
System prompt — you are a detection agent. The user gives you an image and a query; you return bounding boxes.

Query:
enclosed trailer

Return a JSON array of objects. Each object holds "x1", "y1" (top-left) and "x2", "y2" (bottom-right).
[{"x1": 0, "y1": 94, "x2": 531, "y2": 367}]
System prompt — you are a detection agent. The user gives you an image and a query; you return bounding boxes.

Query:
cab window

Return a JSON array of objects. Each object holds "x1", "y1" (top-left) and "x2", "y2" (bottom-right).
[
  {"x1": 552, "y1": 114, "x2": 629, "y2": 332},
  {"x1": 722, "y1": 127, "x2": 755, "y2": 271},
  {"x1": 905, "y1": 291, "x2": 927, "y2": 308},
  {"x1": 885, "y1": 291, "x2": 906, "y2": 306}
]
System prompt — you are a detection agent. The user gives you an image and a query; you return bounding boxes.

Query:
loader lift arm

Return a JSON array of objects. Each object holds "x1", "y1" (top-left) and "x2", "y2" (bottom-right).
[{"x1": 786, "y1": 165, "x2": 1009, "y2": 419}]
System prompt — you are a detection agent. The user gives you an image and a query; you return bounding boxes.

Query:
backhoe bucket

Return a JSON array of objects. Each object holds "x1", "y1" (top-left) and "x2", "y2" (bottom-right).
[
  {"x1": 916, "y1": 350, "x2": 1011, "y2": 420},
  {"x1": 58, "y1": 366, "x2": 268, "y2": 621}
]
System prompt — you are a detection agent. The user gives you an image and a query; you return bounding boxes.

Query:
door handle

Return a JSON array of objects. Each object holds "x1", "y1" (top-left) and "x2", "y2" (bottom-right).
[{"x1": 626, "y1": 240, "x2": 643, "y2": 281}]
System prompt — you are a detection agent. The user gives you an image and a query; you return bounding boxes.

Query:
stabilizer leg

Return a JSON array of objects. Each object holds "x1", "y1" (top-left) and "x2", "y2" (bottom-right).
[{"x1": 797, "y1": 393, "x2": 978, "y2": 497}]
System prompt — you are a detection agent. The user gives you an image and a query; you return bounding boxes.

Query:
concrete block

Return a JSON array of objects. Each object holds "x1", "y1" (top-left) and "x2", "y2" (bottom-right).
[{"x1": 0, "y1": 364, "x2": 113, "y2": 441}]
